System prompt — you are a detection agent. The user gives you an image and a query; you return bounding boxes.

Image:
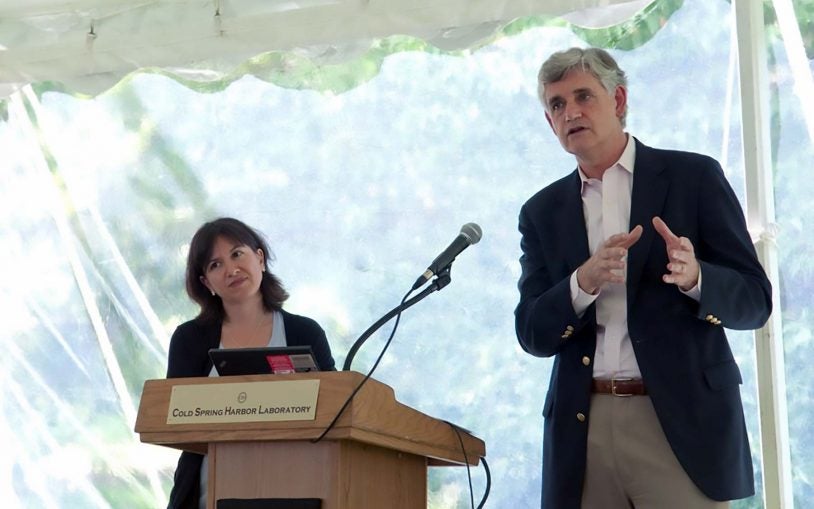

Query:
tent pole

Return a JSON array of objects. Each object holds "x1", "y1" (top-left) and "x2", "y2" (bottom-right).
[{"x1": 734, "y1": 0, "x2": 793, "y2": 507}]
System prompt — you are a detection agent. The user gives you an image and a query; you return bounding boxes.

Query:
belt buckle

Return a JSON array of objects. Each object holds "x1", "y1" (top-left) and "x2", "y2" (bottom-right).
[{"x1": 611, "y1": 376, "x2": 634, "y2": 397}]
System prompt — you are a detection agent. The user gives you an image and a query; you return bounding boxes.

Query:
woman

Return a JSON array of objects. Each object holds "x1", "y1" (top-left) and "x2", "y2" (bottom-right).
[{"x1": 166, "y1": 217, "x2": 336, "y2": 509}]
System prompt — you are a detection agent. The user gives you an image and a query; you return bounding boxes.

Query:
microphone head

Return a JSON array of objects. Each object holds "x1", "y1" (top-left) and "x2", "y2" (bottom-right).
[{"x1": 460, "y1": 222, "x2": 483, "y2": 245}]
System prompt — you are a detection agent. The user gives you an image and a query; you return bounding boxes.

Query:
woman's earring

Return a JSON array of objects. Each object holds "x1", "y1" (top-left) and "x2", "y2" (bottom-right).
[{"x1": 210, "y1": 290, "x2": 216, "y2": 296}]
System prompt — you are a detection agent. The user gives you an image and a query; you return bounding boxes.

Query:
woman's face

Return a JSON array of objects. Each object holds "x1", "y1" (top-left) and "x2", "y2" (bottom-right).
[{"x1": 199, "y1": 235, "x2": 265, "y2": 305}]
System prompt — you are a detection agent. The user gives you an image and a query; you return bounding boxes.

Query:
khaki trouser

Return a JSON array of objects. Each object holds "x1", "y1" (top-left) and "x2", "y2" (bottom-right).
[{"x1": 580, "y1": 394, "x2": 731, "y2": 509}]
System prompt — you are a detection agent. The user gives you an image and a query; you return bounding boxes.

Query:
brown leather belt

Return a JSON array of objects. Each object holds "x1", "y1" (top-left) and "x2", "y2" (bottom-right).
[{"x1": 592, "y1": 378, "x2": 647, "y2": 396}]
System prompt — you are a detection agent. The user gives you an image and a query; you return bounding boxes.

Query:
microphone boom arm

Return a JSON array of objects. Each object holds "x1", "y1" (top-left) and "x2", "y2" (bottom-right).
[{"x1": 342, "y1": 268, "x2": 452, "y2": 371}]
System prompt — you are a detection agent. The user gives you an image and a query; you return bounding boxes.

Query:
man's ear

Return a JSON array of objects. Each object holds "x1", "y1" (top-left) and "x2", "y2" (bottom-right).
[{"x1": 614, "y1": 85, "x2": 628, "y2": 119}]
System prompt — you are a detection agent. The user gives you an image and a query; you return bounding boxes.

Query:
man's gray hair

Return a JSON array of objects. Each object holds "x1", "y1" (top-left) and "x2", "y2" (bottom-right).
[{"x1": 538, "y1": 47, "x2": 628, "y2": 126}]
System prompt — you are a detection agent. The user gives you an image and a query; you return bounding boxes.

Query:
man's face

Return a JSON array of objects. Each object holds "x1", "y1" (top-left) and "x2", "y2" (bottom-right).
[{"x1": 542, "y1": 69, "x2": 626, "y2": 161}]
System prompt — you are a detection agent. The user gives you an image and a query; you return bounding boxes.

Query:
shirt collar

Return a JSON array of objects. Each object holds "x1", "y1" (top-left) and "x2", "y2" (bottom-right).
[{"x1": 578, "y1": 134, "x2": 636, "y2": 190}]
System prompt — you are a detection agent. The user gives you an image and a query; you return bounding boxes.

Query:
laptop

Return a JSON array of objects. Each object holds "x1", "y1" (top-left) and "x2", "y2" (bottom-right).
[{"x1": 208, "y1": 345, "x2": 319, "y2": 376}]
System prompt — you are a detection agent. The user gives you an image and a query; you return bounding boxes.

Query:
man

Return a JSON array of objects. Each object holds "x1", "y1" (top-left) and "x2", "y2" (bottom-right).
[{"x1": 514, "y1": 47, "x2": 772, "y2": 509}]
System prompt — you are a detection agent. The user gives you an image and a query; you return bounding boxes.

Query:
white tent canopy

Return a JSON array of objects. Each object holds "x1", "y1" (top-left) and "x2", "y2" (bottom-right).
[{"x1": 0, "y1": 0, "x2": 652, "y2": 98}]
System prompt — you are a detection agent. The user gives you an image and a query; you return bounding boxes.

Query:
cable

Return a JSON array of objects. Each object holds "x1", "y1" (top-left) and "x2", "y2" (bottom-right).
[
  {"x1": 311, "y1": 288, "x2": 412, "y2": 443},
  {"x1": 443, "y1": 421, "x2": 491, "y2": 508},
  {"x1": 316, "y1": 268, "x2": 452, "y2": 443},
  {"x1": 310, "y1": 268, "x2": 491, "y2": 507},
  {"x1": 444, "y1": 420, "x2": 474, "y2": 508},
  {"x1": 476, "y1": 456, "x2": 491, "y2": 509},
  {"x1": 343, "y1": 268, "x2": 451, "y2": 371}
]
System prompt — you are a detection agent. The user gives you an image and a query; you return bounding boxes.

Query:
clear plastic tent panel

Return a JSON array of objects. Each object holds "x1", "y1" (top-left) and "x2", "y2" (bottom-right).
[{"x1": 1, "y1": 0, "x2": 813, "y2": 507}]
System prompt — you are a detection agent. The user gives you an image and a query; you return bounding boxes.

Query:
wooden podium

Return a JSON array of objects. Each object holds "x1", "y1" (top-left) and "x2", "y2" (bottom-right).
[{"x1": 135, "y1": 371, "x2": 485, "y2": 509}]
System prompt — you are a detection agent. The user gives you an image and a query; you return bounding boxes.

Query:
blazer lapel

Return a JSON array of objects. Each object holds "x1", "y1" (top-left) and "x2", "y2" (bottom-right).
[
  {"x1": 627, "y1": 140, "x2": 669, "y2": 297},
  {"x1": 557, "y1": 170, "x2": 591, "y2": 274}
]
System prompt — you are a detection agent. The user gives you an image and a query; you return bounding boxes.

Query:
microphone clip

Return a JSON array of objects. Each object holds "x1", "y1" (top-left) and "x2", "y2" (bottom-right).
[{"x1": 430, "y1": 266, "x2": 452, "y2": 292}]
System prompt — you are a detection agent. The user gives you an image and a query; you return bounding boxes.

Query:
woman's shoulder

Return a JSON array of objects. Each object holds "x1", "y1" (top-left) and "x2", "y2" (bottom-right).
[
  {"x1": 280, "y1": 309, "x2": 336, "y2": 371},
  {"x1": 169, "y1": 316, "x2": 220, "y2": 349},
  {"x1": 280, "y1": 309, "x2": 324, "y2": 334},
  {"x1": 167, "y1": 316, "x2": 221, "y2": 378},
  {"x1": 172, "y1": 316, "x2": 212, "y2": 336}
]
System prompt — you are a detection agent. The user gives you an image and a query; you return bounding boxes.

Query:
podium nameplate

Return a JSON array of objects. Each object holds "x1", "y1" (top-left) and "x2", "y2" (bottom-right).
[{"x1": 167, "y1": 379, "x2": 320, "y2": 424}]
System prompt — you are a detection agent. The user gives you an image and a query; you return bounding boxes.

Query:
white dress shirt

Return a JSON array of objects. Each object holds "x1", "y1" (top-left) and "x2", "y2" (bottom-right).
[
  {"x1": 568, "y1": 135, "x2": 700, "y2": 379},
  {"x1": 570, "y1": 135, "x2": 639, "y2": 378}
]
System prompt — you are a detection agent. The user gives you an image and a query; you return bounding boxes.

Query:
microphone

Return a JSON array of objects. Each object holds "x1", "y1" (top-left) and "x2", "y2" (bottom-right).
[{"x1": 412, "y1": 223, "x2": 482, "y2": 290}]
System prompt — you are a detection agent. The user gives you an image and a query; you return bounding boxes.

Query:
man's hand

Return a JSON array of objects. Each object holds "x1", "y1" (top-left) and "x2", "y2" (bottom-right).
[
  {"x1": 652, "y1": 216, "x2": 699, "y2": 291},
  {"x1": 577, "y1": 225, "x2": 643, "y2": 294}
]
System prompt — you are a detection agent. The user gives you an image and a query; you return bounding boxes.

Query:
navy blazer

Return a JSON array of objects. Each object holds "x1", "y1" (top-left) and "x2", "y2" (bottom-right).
[
  {"x1": 165, "y1": 309, "x2": 336, "y2": 509},
  {"x1": 515, "y1": 139, "x2": 772, "y2": 508}
]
